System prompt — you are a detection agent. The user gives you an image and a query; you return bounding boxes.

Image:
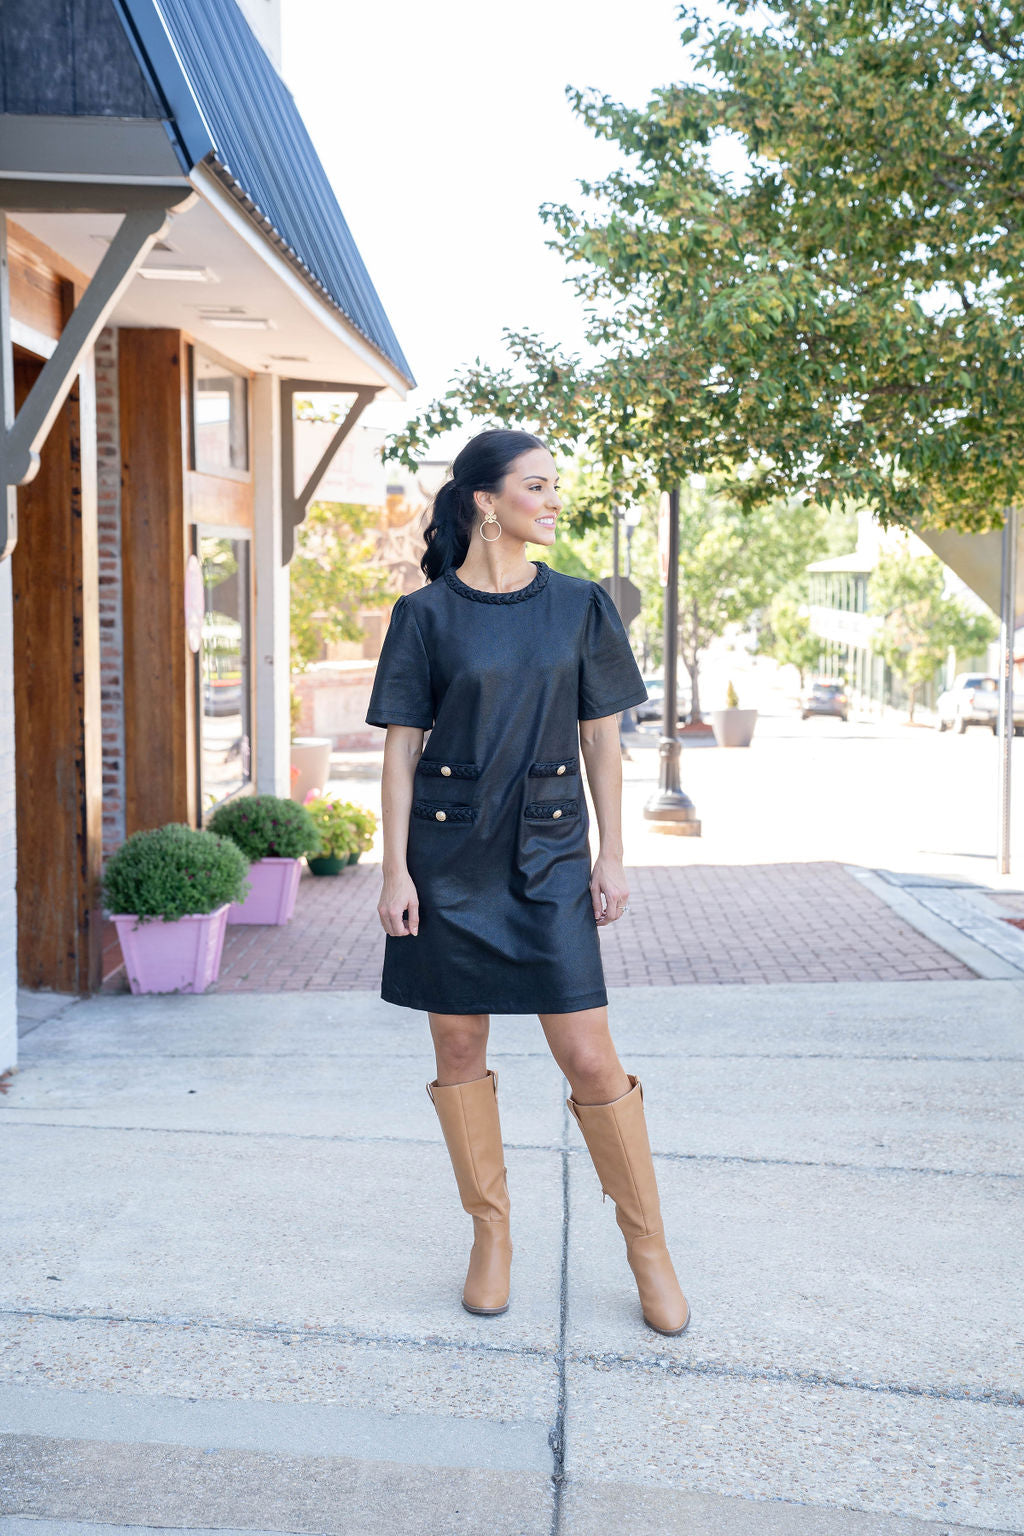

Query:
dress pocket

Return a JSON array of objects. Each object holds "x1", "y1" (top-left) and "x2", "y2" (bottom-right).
[
  {"x1": 524, "y1": 798, "x2": 580, "y2": 822},
  {"x1": 416, "y1": 759, "x2": 480, "y2": 779},
  {"x1": 412, "y1": 799, "x2": 478, "y2": 824},
  {"x1": 528, "y1": 756, "x2": 579, "y2": 778}
]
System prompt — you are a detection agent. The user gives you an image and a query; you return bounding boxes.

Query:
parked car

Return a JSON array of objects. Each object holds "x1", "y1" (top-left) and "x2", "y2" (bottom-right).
[
  {"x1": 935, "y1": 674, "x2": 1024, "y2": 734},
  {"x1": 801, "y1": 680, "x2": 849, "y2": 722},
  {"x1": 636, "y1": 676, "x2": 692, "y2": 724}
]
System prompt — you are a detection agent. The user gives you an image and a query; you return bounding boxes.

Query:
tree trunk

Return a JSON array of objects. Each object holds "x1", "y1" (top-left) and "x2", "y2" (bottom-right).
[
  {"x1": 908, "y1": 683, "x2": 916, "y2": 724},
  {"x1": 685, "y1": 655, "x2": 701, "y2": 723}
]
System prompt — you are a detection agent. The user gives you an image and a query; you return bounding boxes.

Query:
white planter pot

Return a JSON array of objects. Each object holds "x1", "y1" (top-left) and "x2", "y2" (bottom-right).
[
  {"x1": 290, "y1": 736, "x2": 332, "y2": 802},
  {"x1": 711, "y1": 708, "x2": 758, "y2": 748}
]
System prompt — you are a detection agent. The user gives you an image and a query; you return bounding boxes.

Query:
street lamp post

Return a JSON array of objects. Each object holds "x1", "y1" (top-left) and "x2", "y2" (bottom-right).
[
  {"x1": 643, "y1": 487, "x2": 701, "y2": 834},
  {"x1": 997, "y1": 504, "x2": 1018, "y2": 876}
]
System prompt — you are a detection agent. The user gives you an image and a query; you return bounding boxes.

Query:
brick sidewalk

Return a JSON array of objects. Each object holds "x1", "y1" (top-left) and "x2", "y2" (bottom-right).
[{"x1": 102, "y1": 859, "x2": 975, "y2": 994}]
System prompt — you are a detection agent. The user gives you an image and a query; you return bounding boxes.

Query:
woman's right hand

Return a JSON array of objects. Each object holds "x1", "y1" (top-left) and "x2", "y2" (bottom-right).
[{"x1": 378, "y1": 869, "x2": 420, "y2": 937}]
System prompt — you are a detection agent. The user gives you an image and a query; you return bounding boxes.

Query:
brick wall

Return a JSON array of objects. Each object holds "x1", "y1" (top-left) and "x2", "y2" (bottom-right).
[{"x1": 95, "y1": 327, "x2": 125, "y2": 866}]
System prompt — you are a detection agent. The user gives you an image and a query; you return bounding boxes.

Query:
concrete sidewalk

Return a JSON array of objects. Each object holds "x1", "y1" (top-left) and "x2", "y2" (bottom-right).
[{"x1": 2, "y1": 980, "x2": 1022, "y2": 1534}]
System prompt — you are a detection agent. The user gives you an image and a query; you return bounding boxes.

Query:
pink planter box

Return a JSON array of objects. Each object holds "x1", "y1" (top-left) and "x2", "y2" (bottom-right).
[
  {"x1": 226, "y1": 856, "x2": 302, "y2": 925},
  {"x1": 113, "y1": 904, "x2": 230, "y2": 995}
]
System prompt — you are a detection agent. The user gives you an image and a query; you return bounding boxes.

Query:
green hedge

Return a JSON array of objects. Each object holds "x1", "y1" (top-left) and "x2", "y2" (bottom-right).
[
  {"x1": 102, "y1": 823, "x2": 250, "y2": 923},
  {"x1": 207, "y1": 794, "x2": 320, "y2": 861}
]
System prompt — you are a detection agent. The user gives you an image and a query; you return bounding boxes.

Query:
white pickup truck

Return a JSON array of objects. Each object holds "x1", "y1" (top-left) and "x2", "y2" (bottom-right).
[{"x1": 935, "y1": 674, "x2": 1024, "y2": 735}]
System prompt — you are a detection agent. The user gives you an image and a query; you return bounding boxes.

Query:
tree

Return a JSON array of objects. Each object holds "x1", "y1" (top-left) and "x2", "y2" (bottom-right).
[
  {"x1": 671, "y1": 479, "x2": 827, "y2": 716},
  {"x1": 290, "y1": 501, "x2": 394, "y2": 671},
  {"x1": 869, "y1": 550, "x2": 999, "y2": 721},
  {"x1": 385, "y1": 2, "x2": 1024, "y2": 535},
  {"x1": 757, "y1": 598, "x2": 823, "y2": 686}
]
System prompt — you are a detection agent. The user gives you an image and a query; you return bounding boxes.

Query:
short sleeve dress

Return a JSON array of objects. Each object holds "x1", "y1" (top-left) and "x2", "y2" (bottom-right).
[{"x1": 365, "y1": 561, "x2": 648, "y2": 1015}]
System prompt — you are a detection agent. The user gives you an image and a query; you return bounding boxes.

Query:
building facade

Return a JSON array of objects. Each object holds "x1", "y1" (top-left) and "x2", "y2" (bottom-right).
[
  {"x1": 0, "y1": 0, "x2": 413, "y2": 1070},
  {"x1": 805, "y1": 507, "x2": 1000, "y2": 715}
]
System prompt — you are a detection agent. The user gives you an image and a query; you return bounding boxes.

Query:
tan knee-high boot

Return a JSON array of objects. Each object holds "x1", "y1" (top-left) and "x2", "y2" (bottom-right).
[
  {"x1": 567, "y1": 1074, "x2": 690, "y2": 1336},
  {"x1": 426, "y1": 1068, "x2": 512, "y2": 1316}
]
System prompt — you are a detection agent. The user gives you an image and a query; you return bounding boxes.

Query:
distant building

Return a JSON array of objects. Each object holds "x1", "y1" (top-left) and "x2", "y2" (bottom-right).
[{"x1": 805, "y1": 508, "x2": 998, "y2": 713}]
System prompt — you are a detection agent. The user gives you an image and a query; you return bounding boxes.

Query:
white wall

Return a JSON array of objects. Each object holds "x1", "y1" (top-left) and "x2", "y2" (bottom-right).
[{"x1": 0, "y1": 550, "x2": 17, "y2": 1072}]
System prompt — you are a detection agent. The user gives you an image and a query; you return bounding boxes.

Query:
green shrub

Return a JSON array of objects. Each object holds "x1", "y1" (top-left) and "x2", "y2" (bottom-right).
[
  {"x1": 207, "y1": 793, "x2": 319, "y2": 861},
  {"x1": 102, "y1": 823, "x2": 250, "y2": 923},
  {"x1": 725, "y1": 680, "x2": 740, "y2": 709}
]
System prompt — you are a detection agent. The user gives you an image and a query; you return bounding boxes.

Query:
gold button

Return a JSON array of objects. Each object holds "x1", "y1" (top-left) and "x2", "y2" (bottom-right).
[
  {"x1": 552, "y1": 808, "x2": 562, "y2": 819},
  {"x1": 440, "y1": 765, "x2": 452, "y2": 776},
  {"x1": 556, "y1": 764, "x2": 566, "y2": 774},
  {"x1": 435, "y1": 810, "x2": 447, "y2": 821}
]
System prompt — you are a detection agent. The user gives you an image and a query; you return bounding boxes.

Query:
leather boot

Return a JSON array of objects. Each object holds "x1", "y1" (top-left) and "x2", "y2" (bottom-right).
[
  {"x1": 567, "y1": 1075, "x2": 690, "y2": 1335},
  {"x1": 426, "y1": 1068, "x2": 512, "y2": 1315}
]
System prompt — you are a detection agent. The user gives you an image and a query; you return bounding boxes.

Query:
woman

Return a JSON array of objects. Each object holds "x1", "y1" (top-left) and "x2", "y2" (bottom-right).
[{"x1": 365, "y1": 428, "x2": 689, "y2": 1337}]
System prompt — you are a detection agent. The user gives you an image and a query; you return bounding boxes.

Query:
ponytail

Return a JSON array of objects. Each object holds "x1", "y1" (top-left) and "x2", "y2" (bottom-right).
[
  {"x1": 421, "y1": 479, "x2": 474, "y2": 582},
  {"x1": 420, "y1": 428, "x2": 546, "y2": 582}
]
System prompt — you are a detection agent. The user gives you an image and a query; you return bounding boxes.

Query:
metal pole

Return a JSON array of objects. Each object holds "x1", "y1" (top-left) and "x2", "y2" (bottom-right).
[
  {"x1": 998, "y1": 505, "x2": 1018, "y2": 876},
  {"x1": 643, "y1": 486, "x2": 700, "y2": 833}
]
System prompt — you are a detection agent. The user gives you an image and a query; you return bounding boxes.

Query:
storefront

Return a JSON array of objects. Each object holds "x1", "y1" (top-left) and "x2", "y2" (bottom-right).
[{"x1": 0, "y1": 0, "x2": 413, "y2": 1068}]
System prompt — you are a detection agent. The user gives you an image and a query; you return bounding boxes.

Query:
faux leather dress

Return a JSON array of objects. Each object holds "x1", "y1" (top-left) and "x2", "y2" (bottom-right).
[{"x1": 364, "y1": 560, "x2": 648, "y2": 1015}]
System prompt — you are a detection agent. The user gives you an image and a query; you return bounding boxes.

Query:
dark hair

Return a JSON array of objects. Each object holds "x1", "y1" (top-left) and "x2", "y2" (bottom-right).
[{"x1": 420, "y1": 428, "x2": 547, "y2": 581}]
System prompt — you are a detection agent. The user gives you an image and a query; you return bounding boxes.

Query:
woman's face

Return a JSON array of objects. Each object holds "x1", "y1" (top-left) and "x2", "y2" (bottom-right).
[{"x1": 475, "y1": 447, "x2": 562, "y2": 547}]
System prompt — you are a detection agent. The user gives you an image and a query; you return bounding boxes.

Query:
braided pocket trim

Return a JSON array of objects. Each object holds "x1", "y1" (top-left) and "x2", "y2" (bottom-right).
[
  {"x1": 524, "y1": 799, "x2": 580, "y2": 821},
  {"x1": 417, "y1": 760, "x2": 480, "y2": 779},
  {"x1": 528, "y1": 756, "x2": 579, "y2": 777},
  {"x1": 412, "y1": 800, "x2": 477, "y2": 824}
]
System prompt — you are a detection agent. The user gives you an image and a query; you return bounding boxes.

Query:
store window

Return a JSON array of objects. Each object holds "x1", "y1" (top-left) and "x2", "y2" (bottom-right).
[
  {"x1": 193, "y1": 529, "x2": 252, "y2": 812},
  {"x1": 189, "y1": 346, "x2": 249, "y2": 475}
]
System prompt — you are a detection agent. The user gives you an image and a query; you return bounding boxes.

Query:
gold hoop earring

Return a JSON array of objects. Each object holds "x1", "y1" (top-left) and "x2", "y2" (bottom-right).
[{"x1": 479, "y1": 509, "x2": 502, "y2": 542}]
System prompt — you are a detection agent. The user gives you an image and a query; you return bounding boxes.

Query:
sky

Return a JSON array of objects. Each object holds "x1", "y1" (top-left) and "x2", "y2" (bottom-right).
[{"x1": 281, "y1": 0, "x2": 701, "y2": 449}]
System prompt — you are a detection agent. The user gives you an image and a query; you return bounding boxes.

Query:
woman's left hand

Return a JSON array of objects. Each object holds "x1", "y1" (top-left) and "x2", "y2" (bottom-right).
[{"x1": 591, "y1": 851, "x2": 629, "y2": 924}]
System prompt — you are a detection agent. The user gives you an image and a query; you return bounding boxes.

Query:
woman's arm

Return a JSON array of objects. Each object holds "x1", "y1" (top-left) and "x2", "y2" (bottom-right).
[
  {"x1": 579, "y1": 713, "x2": 630, "y2": 925},
  {"x1": 377, "y1": 723, "x2": 424, "y2": 936}
]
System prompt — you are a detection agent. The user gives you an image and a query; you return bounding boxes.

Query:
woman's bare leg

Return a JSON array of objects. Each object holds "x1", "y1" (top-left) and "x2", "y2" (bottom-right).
[
  {"x1": 538, "y1": 1005, "x2": 630, "y2": 1103},
  {"x1": 428, "y1": 1011, "x2": 490, "y2": 1086}
]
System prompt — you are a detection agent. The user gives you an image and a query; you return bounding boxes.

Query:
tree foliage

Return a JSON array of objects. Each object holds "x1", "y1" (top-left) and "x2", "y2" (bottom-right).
[
  {"x1": 385, "y1": 1, "x2": 1024, "y2": 532},
  {"x1": 757, "y1": 597, "x2": 823, "y2": 684},
  {"x1": 869, "y1": 549, "x2": 999, "y2": 718},
  {"x1": 290, "y1": 501, "x2": 394, "y2": 671}
]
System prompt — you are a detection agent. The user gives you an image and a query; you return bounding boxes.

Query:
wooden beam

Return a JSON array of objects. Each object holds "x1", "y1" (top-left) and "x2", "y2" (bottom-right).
[
  {"x1": 0, "y1": 187, "x2": 196, "y2": 561},
  {"x1": 12, "y1": 340, "x2": 104, "y2": 993}
]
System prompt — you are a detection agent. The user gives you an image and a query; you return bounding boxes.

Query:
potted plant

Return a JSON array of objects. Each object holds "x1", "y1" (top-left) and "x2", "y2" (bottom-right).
[
  {"x1": 302, "y1": 794, "x2": 378, "y2": 874},
  {"x1": 102, "y1": 823, "x2": 249, "y2": 994},
  {"x1": 207, "y1": 794, "x2": 319, "y2": 924},
  {"x1": 347, "y1": 804, "x2": 377, "y2": 864},
  {"x1": 711, "y1": 680, "x2": 759, "y2": 748}
]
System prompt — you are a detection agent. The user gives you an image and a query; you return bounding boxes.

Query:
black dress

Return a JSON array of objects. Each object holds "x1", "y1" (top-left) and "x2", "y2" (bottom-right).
[{"x1": 365, "y1": 560, "x2": 648, "y2": 1015}]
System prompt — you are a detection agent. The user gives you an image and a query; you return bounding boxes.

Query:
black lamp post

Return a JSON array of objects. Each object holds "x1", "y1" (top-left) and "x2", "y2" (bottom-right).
[{"x1": 643, "y1": 486, "x2": 701, "y2": 834}]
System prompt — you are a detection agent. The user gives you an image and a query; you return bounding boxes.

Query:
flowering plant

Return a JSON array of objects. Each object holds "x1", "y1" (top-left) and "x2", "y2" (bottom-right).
[{"x1": 302, "y1": 792, "x2": 377, "y2": 860}]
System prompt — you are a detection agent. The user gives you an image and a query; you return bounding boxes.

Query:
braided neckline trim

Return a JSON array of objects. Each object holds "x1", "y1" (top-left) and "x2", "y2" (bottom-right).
[{"x1": 443, "y1": 560, "x2": 549, "y2": 604}]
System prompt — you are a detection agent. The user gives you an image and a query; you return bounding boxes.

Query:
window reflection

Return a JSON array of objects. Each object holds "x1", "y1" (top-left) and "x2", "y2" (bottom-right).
[
  {"x1": 198, "y1": 535, "x2": 251, "y2": 808},
  {"x1": 192, "y1": 348, "x2": 249, "y2": 474}
]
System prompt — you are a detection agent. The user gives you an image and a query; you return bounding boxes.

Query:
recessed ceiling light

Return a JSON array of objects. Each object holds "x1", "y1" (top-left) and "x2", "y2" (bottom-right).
[
  {"x1": 137, "y1": 265, "x2": 214, "y2": 282},
  {"x1": 203, "y1": 315, "x2": 275, "y2": 330}
]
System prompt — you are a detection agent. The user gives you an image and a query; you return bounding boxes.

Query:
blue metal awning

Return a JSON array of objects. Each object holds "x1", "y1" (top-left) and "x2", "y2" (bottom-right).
[{"x1": 113, "y1": 0, "x2": 414, "y2": 385}]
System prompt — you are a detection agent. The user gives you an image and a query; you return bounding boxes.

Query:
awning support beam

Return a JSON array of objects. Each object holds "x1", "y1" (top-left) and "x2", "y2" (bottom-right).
[
  {"x1": 0, "y1": 184, "x2": 196, "y2": 561},
  {"x1": 280, "y1": 379, "x2": 380, "y2": 564}
]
